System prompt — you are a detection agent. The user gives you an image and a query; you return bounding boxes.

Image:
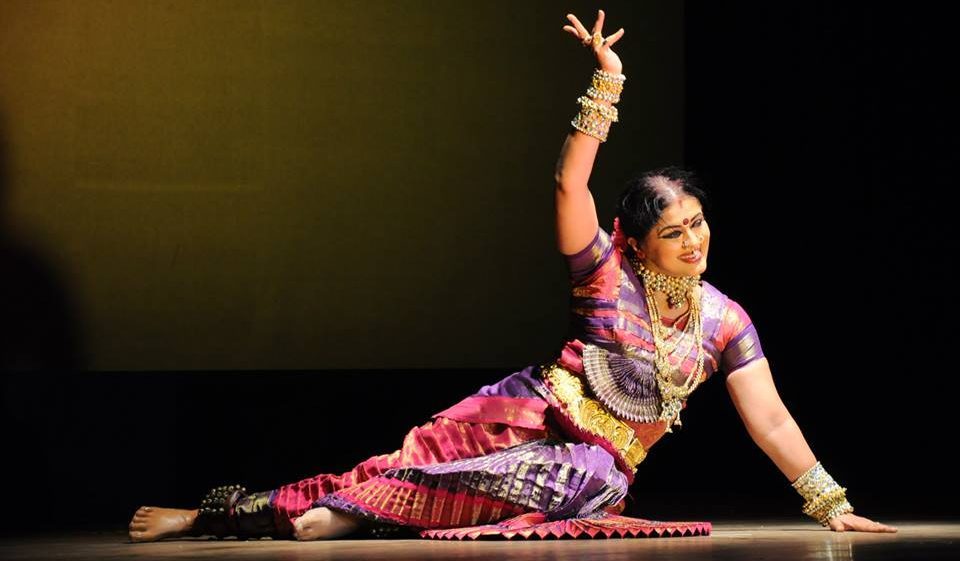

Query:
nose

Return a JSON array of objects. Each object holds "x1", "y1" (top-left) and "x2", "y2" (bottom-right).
[{"x1": 683, "y1": 229, "x2": 701, "y2": 249}]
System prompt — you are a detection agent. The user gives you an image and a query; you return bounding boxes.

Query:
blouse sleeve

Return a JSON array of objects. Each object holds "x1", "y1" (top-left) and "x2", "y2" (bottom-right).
[
  {"x1": 718, "y1": 297, "x2": 766, "y2": 375},
  {"x1": 563, "y1": 227, "x2": 615, "y2": 285}
]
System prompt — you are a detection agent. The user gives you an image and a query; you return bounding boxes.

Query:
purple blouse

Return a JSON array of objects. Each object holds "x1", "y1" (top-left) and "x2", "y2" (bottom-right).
[{"x1": 560, "y1": 226, "x2": 765, "y2": 380}]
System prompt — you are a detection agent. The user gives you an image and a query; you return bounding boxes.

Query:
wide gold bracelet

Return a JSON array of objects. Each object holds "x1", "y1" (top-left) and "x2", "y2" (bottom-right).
[
  {"x1": 589, "y1": 68, "x2": 626, "y2": 103},
  {"x1": 570, "y1": 69, "x2": 625, "y2": 143},
  {"x1": 571, "y1": 106, "x2": 612, "y2": 142},
  {"x1": 576, "y1": 96, "x2": 618, "y2": 122},
  {"x1": 791, "y1": 462, "x2": 855, "y2": 526}
]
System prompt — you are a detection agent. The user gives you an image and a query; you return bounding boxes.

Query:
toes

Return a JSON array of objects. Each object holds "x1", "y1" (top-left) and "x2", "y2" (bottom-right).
[
  {"x1": 130, "y1": 531, "x2": 154, "y2": 543},
  {"x1": 293, "y1": 521, "x2": 319, "y2": 541}
]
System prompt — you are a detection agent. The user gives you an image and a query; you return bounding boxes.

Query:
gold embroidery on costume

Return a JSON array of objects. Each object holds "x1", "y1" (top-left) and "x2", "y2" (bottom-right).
[
  {"x1": 489, "y1": 501, "x2": 503, "y2": 522},
  {"x1": 572, "y1": 285, "x2": 602, "y2": 298},
  {"x1": 467, "y1": 471, "x2": 483, "y2": 525},
  {"x1": 548, "y1": 463, "x2": 572, "y2": 511},
  {"x1": 531, "y1": 465, "x2": 548, "y2": 508},
  {"x1": 508, "y1": 462, "x2": 531, "y2": 505},
  {"x1": 540, "y1": 362, "x2": 648, "y2": 472},
  {"x1": 450, "y1": 484, "x2": 465, "y2": 525},
  {"x1": 410, "y1": 483, "x2": 428, "y2": 523}
]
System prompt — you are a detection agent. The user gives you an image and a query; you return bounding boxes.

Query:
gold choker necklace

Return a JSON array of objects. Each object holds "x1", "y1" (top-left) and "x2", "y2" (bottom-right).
[{"x1": 627, "y1": 255, "x2": 701, "y2": 309}]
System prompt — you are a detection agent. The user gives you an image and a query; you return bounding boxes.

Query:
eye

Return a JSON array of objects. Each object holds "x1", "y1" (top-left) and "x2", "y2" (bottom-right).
[
  {"x1": 693, "y1": 218, "x2": 704, "y2": 227},
  {"x1": 663, "y1": 231, "x2": 681, "y2": 239}
]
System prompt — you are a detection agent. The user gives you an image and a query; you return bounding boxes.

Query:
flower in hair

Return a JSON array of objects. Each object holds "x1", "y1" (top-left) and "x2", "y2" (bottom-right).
[{"x1": 611, "y1": 216, "x2": 629, "y2": 253}]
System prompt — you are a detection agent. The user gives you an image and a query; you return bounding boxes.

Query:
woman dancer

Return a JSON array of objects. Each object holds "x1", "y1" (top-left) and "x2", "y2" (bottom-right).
[{"x1": 129, "y1": 10, "x2": 896, "y2": 542}]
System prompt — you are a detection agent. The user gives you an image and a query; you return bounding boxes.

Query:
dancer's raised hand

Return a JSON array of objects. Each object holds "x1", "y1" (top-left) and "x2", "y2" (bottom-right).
[{"x1": 563, "y1": 9, "x2": 625, "y2": 74}]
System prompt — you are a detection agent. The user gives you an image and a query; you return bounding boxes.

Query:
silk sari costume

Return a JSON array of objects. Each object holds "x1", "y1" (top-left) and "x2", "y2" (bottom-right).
[{"x1": 205, "y1": 222, "x2": 765, "y2": 540}]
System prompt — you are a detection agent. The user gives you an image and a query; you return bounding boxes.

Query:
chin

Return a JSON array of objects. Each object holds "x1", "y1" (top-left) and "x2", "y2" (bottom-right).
[{"x1": 676, "y1": 259, "x2": 707, "y2": 277}]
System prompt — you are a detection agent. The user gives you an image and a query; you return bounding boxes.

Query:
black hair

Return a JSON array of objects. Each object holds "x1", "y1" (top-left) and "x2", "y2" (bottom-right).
[{"x1": 615, "y1": 166, "x2": 709, "y2": 257}]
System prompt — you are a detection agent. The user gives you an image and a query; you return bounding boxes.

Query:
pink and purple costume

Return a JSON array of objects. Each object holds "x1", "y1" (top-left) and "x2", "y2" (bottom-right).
[{"x1": 212, "y1": 222, "x2": 764, "y2": 540}]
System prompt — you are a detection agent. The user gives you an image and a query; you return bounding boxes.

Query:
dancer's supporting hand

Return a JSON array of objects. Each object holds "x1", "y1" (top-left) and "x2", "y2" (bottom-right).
[
  {"x1": 562, "y1": 9, "x2": 625, "y2": 74},
  {"x1": 828, "y1": 512, "x2": 898, "y2": 533}
]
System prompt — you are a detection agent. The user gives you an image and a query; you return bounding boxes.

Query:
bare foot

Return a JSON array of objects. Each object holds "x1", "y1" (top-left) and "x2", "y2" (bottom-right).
[
  {"x1": 292, "y1": 507, "x2": 363, "y2": 541},
  {"x1": 128, "y1": 506, "x2": 198, "y2": 542}
]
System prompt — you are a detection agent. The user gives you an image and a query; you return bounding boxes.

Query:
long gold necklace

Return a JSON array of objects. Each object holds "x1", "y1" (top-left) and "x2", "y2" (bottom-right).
[{"x1": 628, "y1": 255, "x2": 707, "y2": 432}]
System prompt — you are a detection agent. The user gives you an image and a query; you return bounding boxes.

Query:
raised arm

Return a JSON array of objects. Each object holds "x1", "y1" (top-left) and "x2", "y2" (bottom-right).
[
  {"x1": 555, "y1": 11, "x2": 625, "y2": 255},
  {"x1": 726, "y1": 359, "x2": 897, "y2": 533}
]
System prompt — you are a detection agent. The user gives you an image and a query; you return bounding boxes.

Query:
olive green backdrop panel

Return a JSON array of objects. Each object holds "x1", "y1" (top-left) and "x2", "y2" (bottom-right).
[{"x1": 0, "y1": 1, "x2": 683, "y2": 370}]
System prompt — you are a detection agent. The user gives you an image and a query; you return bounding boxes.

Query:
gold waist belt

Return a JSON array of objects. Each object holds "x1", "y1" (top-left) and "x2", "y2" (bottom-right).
[{"x1": 540, "y1": 362, "x2": 647, "y2": 472}]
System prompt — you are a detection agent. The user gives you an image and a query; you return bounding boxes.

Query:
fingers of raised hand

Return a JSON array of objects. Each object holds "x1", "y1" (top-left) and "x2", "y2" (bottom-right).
[
  {"x1": 562, "y1": 25, "x2": 582, "y2": 40},
  {"x1": 593, "y1": 10, "x2": 605, "y2": 36},
  {"x1": 565, "y1": 12, "x2": 624, "y2": 53},
  {"x1": 605, "y1": 28, "x2": 625, "y2": 48},
  {"x1": 565, "y1": 14, "x2": 590, "y2": 39}
]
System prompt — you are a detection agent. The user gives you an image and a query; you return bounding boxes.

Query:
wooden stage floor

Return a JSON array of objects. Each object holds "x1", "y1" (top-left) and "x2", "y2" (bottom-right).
[{"x1": 1, "y1": 521, "x2": 956, "y2": 560}]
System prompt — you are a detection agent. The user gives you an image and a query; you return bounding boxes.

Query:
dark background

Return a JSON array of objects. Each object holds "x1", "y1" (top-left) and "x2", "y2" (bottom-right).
[{"x1": 1, "y1": 1, "x2": 956, "y2": 534}]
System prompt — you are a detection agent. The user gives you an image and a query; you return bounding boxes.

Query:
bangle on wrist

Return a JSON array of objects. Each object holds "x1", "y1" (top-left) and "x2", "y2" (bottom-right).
[
  {"x1": 571, "y1": 68, "x2": 626, "y2": 143},
  {"x1": 791, "y1": 462, "x2": 855, "y2": 527},
  {"x1": 590, "y1": 68, "x2": 625, "y2": 103}
]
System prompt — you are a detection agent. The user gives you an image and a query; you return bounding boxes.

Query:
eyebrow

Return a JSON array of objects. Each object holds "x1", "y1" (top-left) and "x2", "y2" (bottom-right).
[{"x1": 658, "y1": 212, "x2": 703, "y2": 235}]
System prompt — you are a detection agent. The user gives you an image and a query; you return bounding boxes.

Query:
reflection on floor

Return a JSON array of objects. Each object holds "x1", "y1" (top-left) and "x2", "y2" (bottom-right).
[{"x1": 0, "y1": 521, "x2": 956, "y2": 561}]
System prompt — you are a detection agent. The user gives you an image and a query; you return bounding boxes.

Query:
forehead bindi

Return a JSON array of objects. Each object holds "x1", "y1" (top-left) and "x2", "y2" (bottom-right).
[{"x1": 661, "y1": 197, "x2": 702, "y2": 227}]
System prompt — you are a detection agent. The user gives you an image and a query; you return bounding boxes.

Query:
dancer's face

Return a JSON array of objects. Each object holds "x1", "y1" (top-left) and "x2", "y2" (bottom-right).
[{"x1": 628, "y1": 195, "x2": 710, "y2": 278}]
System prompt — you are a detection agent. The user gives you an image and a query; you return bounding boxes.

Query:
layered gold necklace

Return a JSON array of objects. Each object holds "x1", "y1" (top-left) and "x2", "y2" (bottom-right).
[{"x1": 628, "y1": 255, "x2": 707, "y2": 432}]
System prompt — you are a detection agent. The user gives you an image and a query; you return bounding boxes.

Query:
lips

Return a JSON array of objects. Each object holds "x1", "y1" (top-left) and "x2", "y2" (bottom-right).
[{"x1": 679, "y1": 250, "x2": 703, "y2": 263}]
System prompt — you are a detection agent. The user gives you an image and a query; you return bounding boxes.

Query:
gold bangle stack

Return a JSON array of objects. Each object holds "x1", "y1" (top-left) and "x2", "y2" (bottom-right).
[
  {"x1": 571, "y1": 68, "x2": 626, "y2": 142},
  {"x1": 589, "y1": 68, "x2": 625, "y2": 103},
  {"x1": 576, "y1": 96, "x2": 619, "y2": 121},
  {"x1": 791, "y1": 462, "x2": 855, "y2": 527}
]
